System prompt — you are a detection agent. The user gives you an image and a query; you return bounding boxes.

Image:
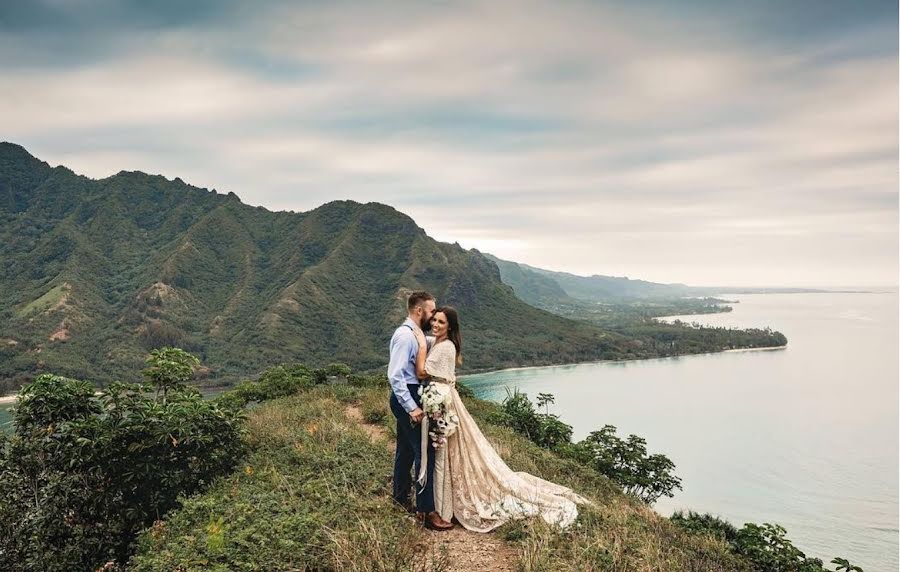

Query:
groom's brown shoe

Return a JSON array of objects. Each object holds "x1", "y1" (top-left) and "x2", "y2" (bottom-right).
[{"x1": 421, "y1": 511, "x2": 453, "y2": 531}]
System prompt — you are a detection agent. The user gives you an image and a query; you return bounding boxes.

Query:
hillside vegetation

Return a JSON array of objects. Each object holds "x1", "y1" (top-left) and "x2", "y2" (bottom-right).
[
  {"x1": 0, "y1": 354, "x2": 862, "y2": 571},
  {"x1": 0, "y1": 143, "x2": 638, "y2": 391},
  {"x1": 0, "y1": 143, "x2": 788, "y2": 394},
  {"x1": 487, "y1": 254, "x2": 788, "y2": 349}
]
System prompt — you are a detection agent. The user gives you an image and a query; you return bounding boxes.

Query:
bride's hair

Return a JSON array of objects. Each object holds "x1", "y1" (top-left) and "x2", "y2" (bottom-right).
[{"x1": 435, "y1": 306, "x2": 463, "y2": 365}]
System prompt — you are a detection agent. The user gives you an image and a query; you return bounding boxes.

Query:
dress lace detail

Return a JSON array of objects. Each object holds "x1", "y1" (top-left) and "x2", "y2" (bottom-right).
[
  {"x1": 425, "y1": 340, "x2": 590, "y2": 532},
  {"x1": 424, "y1": 340, "x2": 457, "y2": 381}
]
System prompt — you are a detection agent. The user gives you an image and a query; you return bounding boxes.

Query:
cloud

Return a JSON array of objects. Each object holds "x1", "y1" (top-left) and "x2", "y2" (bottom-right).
[{"x1": 1, "y1": 0, "x2": 896, "y2": 287}]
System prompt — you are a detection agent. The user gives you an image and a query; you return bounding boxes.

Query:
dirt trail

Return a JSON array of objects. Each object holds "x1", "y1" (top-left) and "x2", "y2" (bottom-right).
[{"x1": 345, "y1": 405, "x2": 517, "y2": 572}]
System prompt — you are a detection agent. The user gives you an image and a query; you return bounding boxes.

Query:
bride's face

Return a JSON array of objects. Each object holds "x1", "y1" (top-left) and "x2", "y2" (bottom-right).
[{"x1": 431, "y1": 311, "x2": 448, "y2": 338}]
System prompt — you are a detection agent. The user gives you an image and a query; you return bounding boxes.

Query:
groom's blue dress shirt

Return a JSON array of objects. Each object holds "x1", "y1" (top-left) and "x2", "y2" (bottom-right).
[{"x1": 388, "y1": 318, "x2": 430, "y2": 413}]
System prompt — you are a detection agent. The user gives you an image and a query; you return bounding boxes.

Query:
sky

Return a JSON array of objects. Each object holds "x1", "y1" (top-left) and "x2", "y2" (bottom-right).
[{"x1": 1, "y1": 0, "x2": 897, "y2": 288}]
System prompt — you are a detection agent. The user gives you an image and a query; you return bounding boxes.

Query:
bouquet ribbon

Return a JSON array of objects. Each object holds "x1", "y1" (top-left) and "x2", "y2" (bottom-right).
[{"x1": 417, "y1": 414, "x2": 430, "y2": 489}]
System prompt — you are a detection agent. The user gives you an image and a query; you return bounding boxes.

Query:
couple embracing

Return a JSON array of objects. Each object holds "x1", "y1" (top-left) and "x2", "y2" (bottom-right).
[{"x1": 388, "y1": 291, "x2": 590, "y2": 532}]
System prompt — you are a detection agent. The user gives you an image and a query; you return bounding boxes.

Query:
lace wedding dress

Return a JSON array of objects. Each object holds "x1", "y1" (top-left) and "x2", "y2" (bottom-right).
[{"x1": 423, "y1": 340, "x2": 591, "y2": 532}]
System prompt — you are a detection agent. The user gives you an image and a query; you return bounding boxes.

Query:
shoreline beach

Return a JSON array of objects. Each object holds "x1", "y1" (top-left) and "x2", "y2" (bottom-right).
[{"x1": 461, "y1": 344, "x2": 786, "y2": 379}]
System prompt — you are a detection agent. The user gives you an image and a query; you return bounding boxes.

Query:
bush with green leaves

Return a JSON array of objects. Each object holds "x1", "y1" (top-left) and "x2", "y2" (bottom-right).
[
  {"x1": 141, "y1": 347, "x2": 199, "y2": 401},
  {"x1": 227, "y1": 363, "x2": 315, "y2": 405},
  {"x1": 224, "y1": 362, "x2": 355, "y2": 407},
  {"x1": 0, "y1": 349, "x2": 245, "y2": 572},
  {"x1": 127, "y1": 386, "x2": 435, "y2": 572},
  {"x1": 568, "y1": 424, "x2": 682, "y2": 504},
  {"x1": 671, "y1": 512, "x2": 865, "y2": 572},
  {"x1": 312, "y1": 362, "x2": 352, "y2": 384},
  {"x1": 492, "y1": 388, "x2": 680, "y2": 504},
  {"x1": 490, "y1": 388, "x2": 573, "y2": 450},
  {"x1": 670, "y1": 510, "x2": 739, "y2": 543}
]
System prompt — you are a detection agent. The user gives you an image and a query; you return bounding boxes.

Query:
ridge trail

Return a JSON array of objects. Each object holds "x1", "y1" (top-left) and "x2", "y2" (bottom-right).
[{"x1": 345, "y1": 405, "x2": 517, "y2": 572}]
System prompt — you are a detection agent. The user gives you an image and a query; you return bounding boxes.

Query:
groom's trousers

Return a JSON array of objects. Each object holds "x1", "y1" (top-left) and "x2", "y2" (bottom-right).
[{"x1": 390, "y1": 383, "x2": 436, "y2": 513}]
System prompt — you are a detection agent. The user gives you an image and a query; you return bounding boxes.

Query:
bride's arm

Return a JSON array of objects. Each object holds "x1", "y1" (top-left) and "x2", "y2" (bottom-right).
[
  {"x1": 412, "y1": 328, "x2": 429, "y2": 380},
  {"x1": 415, "y1": 345, "x2": 428, "y2": 380}
]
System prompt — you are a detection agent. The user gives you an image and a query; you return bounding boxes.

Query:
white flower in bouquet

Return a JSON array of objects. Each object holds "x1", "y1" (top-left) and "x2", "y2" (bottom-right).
[
  {"x1": 444, "y1": 412, "x2": 460, "y2": 436},
  {"x1": 419, "y1": 382, "x2": 460, "y2": 448},
  {"x1": 419, "y1": 383, "x2": 451, "y2": 415}
]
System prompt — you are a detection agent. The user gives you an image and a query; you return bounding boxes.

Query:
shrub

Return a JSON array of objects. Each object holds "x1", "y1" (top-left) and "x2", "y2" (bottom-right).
[
  {"x1": 671, "y1": 510, "x2": 739, "y2": 543},
  {"x1": 349, "y1": 372, "x2": 389, "y2": 388},
  {"x1": 492, "y1": 389, "x2": 679, "y2": 505},
  {"x1": 733, "y1": 523, "x2": 826, "y2": 572},
  {"x1": 11, "y1": 373, "x2": 99, "y2": 432},
  {"x1": 142, "y1": 346, "x2": 199, "y2": 401},
  {"x1": 670, "y1": 514, "x2": 866, "y2": 572},
  {"x1": 229, "y1": 363, "x2": 314, "y2": 404},
  {"x1": 0, "y1": 354, "x2": 245, "y2": 572},
  {"x1": 455, "y1": 380, "x2": 475, "y2": 398},
  {"x1": 568, "y1": 425, "x2": 681, "y2": 504},
  {"x1": 312, "y1": 362, "x2": 352, "y2": 384}
]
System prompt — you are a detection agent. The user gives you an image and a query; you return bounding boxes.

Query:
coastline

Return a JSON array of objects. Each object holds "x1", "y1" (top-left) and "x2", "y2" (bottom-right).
[
  {"x1": 0, "y1": 347, "x2": 786, "y2": 401},
  {"x1": 460, "y1": 344, "x2": 787, "y2": 379}
]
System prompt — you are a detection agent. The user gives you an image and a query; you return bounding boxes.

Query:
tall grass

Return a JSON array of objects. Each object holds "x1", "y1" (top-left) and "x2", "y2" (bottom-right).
[
  {"x1": 129, "y1": 386, "x2": 440, "y2": 572},
  {"x1": 461, "y1": 398, "x2": 749, "y2": 572},
  {"x1": 130, "y1": 381, "x2": 747, "y2": 572}
]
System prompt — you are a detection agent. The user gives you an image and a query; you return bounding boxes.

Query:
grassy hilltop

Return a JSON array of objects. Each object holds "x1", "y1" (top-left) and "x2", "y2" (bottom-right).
[
  {"x1": 127, "y1": 374, "x2": 748, "y2": 572},
  {"x1": 1, "y1": 355, "x2": 858, "y2": 571}
]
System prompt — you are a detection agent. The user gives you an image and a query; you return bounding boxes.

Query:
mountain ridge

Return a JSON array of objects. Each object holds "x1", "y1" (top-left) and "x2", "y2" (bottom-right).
[{"x1": 0, "y1": 143, "x2": 644, "y2": 390}]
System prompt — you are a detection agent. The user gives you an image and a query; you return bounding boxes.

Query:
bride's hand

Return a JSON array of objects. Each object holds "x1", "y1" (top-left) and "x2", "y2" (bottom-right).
[{"x1": 412, "y1": 327, "x2": 427, "y2": 350}]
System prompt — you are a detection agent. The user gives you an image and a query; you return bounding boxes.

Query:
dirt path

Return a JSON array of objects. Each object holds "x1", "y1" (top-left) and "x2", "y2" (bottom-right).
[{"x1": 345, "y1": 405, "x2": 518, "y2": 572}]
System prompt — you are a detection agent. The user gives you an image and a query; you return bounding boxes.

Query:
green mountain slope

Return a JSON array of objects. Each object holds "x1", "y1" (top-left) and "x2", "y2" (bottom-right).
[
  {"x1": 478, "y1": 251, "x2": 789, "y2": 357},
  {"x1": 483, "y1": 253, "x2": 576, "y2": 307},
  {"x1": 489, "y1": 254, "x2": 829, "y2": 302},
  {"x1": 0, "y1": 143, "x2": 642, "y2": 390},
  {"x1": 487, "y1": 254, "x2": 702, "y2": 302}
]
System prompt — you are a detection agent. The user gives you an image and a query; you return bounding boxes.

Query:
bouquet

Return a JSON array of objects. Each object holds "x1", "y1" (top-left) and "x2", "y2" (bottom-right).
[{"x1": 418, "y1": 383, "x2": 460, "y2": 449}]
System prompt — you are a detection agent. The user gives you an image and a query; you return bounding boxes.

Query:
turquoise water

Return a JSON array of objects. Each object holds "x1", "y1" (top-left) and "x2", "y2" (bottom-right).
[
  {"x1": 0, "y1": 402, "x2": 12, "y2": 433},
  {"x1": 463, "y1": 291, "x2": 899, "y2": 572}
]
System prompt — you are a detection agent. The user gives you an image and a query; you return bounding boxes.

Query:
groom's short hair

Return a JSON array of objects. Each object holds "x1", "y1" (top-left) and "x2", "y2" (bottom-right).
[{"x1": 407, "y1": 291, "x2": 435, "y2": 311}]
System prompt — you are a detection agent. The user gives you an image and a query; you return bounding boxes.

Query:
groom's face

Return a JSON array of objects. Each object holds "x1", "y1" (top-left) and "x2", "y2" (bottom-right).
[{"x1": 417, "y1": 300, "x2": 436, "y2": 331}]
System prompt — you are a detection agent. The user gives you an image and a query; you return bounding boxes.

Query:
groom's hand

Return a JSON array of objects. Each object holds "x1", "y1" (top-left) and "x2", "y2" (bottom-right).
[{"x1": 409, "y1": 407, "x2": 425, "y2": 424}]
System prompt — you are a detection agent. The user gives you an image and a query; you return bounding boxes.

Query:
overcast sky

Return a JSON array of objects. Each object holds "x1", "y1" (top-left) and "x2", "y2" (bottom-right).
[{"x1": 2, "y1": 0, "x2": 897, "y2": 288}]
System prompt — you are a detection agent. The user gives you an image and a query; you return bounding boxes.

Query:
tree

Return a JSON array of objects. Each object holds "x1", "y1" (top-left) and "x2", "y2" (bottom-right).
[
  {"x1": 572, "y1": 425, "x2": 681, "y2": 504},
  {"x1": 536, "y1": 392, "x2": 555, "y2": 414},
  {"x1": 141, "y1": 347, "x2": 200, "y2": 402}
]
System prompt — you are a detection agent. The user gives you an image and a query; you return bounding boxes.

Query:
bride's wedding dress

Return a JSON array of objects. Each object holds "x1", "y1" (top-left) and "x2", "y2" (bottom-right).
[{"x1": 422, "y1": 340, "x2": 590, "y2": 532}]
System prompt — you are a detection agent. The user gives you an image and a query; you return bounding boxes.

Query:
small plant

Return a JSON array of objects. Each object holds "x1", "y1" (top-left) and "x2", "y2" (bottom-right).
[
  {"x1": 670, "y1": 510, "x2": 738, "y2": 543},
  {"x1": 830, "y1": 557, "x2": 863, "y2": 572},
  {"x1": 536, "y1": 392, "x2": 554, "y2": 414}
]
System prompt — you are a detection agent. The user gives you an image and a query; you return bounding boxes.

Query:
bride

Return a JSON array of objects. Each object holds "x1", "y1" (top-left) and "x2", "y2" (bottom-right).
[{"x1": 410, "y1": 306, "x2": 590, "y2": 532}]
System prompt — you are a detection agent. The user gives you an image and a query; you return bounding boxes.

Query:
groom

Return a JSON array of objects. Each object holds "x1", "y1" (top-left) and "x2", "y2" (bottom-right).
[{"x1": 388, "y1": 291, "x2": 453, "y2": 531}]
